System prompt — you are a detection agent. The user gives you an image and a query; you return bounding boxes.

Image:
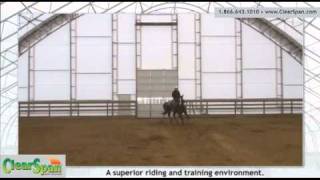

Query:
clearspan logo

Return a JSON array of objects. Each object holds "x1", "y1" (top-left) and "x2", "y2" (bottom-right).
[{"x1": 2, "y1": 157, "x2": 62, "y2": 176}]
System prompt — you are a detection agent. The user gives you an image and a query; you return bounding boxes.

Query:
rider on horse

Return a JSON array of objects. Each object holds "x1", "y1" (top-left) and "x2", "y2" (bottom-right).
[
  {"x1": 172, "y1": 87, "x2": 181, "y2": 108},
  {"x1": 162, "y1": 87, "x2": 190, "y2": 123}
]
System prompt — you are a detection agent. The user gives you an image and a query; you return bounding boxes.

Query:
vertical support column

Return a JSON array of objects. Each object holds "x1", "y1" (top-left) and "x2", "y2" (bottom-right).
[
  {"x1": 275, "y1": 46, "x2": 283, "y2": 113},
  {"x1": 135, "y1": 14, "x2": 142, "y2": 118},
  {"x1": 135, "y1": 14, "x2": 142, "y2": 70},
  {"x1": 135, "y1": 14, "x2": 141, "y2": 118},
  {"x1": 29, "y1": 47, "x2": 36, "y2": 115},
  {"x1": 171, "y1": 14, "x2": 178, "y2": 70},
  {"x1": 28, "y1": 45, "x2": 36, "y2": 116},
  {"x1": 195, "y1": 13, "x2": 202, "y2": 114},
  {"x1": 70, "y1": 18, "x2": 77, "y2": 101},
  {"x1": 235, "y1": 19, "x2": 243, "y2": 114},
  {"x1": 275, "y1": 46, "x2": 283, "y2": 98},
  {"x1": 112, "y1": 14, "x2": 119, "y2": 101},
  {"x1": 69, "y1": 21, "x2": 72, "y2": 116},
  {"x1": 171, "y1": 14, "x2": 179, "y2": 117},
  {"x1": 70, "y1": 18, "x2": 78, "y2": 116},
  {"x1": 149, "y1": 71, "x2": 152, "y2": 119},
  {"x1": 29, "y1": 47, "x2": 35, "y2": 101},
  {"x1": 27, "y1": 48, "x2": 31, "y2": 117}
]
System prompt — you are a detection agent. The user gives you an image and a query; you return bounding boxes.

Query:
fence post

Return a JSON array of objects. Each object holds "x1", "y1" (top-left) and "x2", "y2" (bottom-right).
[
  {"x1": 27, "y1": 102, "x2": 30, "y2": 117},
  {"x1": 77, "y1": 102, "x2": 80, "y2": 116},
  {"x1": 291, "y1": 100, "x2": 293, "y2": 114},
  {"x1": 18, "y1": 102, "x2": 21, "y2": 118},
  {"x1": 49, "y1": 103, "x2": 51, "y2": 117},
  {"x1": 192, "y1": 102, "x2": 195, "y2": 115},
  {"x1": 135, "y1": 101, "x2": 137, "y2": 118},
  {"x1": 107, "y1": 103, "x2": 108, "y2": 117},
  {"x1": 112, "y1": 102, "x2": 114, "y2": 116},
  {"x1": 234, "y1": 101, "x2": 237, "y2": 115},
  {"x1": 241, "y1": 101, "x2": 243, "y2": 114},
  {"x1": 263, "y1": 100, "x2": 265, "y2": 114},
  {"x1": 206, "y1": 101, "x2": 208, "y2": 115}
]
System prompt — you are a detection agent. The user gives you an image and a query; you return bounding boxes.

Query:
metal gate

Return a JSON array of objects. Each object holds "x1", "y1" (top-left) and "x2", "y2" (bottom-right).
[{"x1": 137, "y1": 70, "x2": 178, "y2": 118}]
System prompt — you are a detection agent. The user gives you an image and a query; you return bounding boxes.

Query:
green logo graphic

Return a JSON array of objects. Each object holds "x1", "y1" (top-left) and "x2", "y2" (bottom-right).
[{"x1": 2, "y1": 157, "x2": 62, "y2": 176}]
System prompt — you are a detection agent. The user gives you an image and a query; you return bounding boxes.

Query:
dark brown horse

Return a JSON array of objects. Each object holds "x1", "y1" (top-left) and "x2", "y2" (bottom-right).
[{"x1": 162, "y1": 95, "x2": 190, "y2": 124}]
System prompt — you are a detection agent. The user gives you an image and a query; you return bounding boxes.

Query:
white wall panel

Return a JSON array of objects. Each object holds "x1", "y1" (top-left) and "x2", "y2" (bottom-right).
[
  {"x1": 201, "y1": 15, "x2": 235, "y2": 36},
  {"x1": 118, "y1": 80, "x2": 135, "y2": 95},
  {"x1": 141, "y1": 26, "x2": 172, "y2": 69},
  {"x1": 77, "y1": 74, "x2": 112, "y2": 100},
  {"x1": 202, "y1": 37, "x2": 235, "y2": 72},
  {"x1": 178, "y1": 44, "x2": 195, "y2": 79},
  {"x1": 243, "y1": 23, "x2": 272, "y2": 43},
  {"x1": 77, "y1": 37, "x2": 112, "y2": 73},
  {"x1": 118, "y1": 14, "x2": 135, "y2": 42},
  {"x1": 118, "y1": 44, "x2": 135, "y2": 79},
  {"x1": 77, "y1": 14, "x2": 111, "y2": 36},
  {"x1": 202, "y1": 73, "x2": 236, "y2": 99},
  {"x1": 283, "y1": 51, "x2": 303, "y2": 85},
  {"x1": 18, "y1": 52, "x2": 28, "y2": 87},
  {"x1": 34, "y1": 71, "x2": 70, "y2": 100},
  {"x1": 179, "y1": 80, "x2": 195, "y2": 99},
  {"x1": 283, "y1": 85, "x2": 303, "y2": 98},
  {"x1": 18, "y1": 88, "x2": 28, "y2": 101},
  {"x1": 243, "y1": 70, "x2": 276, "y2": 98},
  {"x1": 35, "y1": 25, "x2": 70, "y2": 70},
  {"x1": 178, "y1": 14, "x2": 195, "y2": 42},
  {"x1": 242, "y1": 24, "x2": 276, "y2": 69},
  {"x1": 141, "y1": 15, "x2": 172, "y2": 22}
]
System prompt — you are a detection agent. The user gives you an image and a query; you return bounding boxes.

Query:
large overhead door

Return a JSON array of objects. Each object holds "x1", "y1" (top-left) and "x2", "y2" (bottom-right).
[
  {"x1": 136, "y1": 14, "x2": 178, "y2": 118},
  {"x1": 137, "y1": 70, "x2": 178, "y2": 118}
]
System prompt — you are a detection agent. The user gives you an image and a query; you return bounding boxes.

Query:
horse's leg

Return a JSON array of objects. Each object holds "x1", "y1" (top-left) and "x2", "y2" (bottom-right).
[
  {"x1": 179, "y1": 113, "x2": 184, "y2": 125},
  {"x1": 162, "y1": 104, "x2": 168, "y2": 115},
  {"x1": 168, "y1": 111, "x2": 172, "y2": 124},
  {"x1": 173, "y1": 111, "x2": 177, "y2": 124},
  {"x1": 184, "y1": 109, "x2": 191, "y2": 120}
]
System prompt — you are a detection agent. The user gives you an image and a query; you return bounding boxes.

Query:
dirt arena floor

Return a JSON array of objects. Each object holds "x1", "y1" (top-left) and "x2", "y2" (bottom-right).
[{"x1": 19, "y1": 114, "x2": 302, "y2": 166}]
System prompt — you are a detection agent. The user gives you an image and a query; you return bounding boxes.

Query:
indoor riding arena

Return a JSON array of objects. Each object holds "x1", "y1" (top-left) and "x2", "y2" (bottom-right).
[{"x1": 18, "y1": 12, "x2": 303, "y2": 166}]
